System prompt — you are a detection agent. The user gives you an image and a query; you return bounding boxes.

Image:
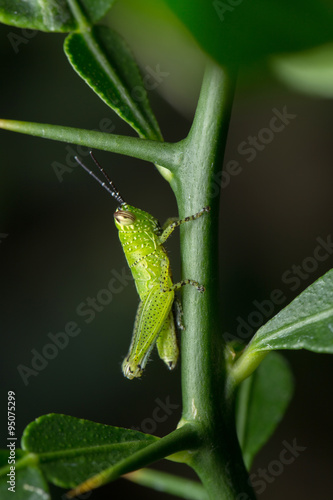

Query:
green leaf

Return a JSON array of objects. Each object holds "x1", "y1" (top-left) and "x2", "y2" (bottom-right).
[
  {"x1": 64, "y1": 26, "x2": 163, "y2": 141},
  {"x1": 125, "y1": 468, "x2": 208, "y2": 500},
  {"x1": 0, "y1": 450, "x2": 50, "y2": 500},
  {"x1": 236, "y1": 352, "x2": 294, "y2": 469},
  {"x1": 21, "y1": 414, "x2": 158, "y2": 489},
  {"x1": 0, "y1": 0, "x2": 116, "y2": 32},
  {"x1": 271, "y1": 43, "x2": 333, "y2": 98},
  {"x1": 163, "y1": 0, "x2": 333, "y2": 66},
  {"x1": 66, "y1": 424, "x2": 199, "y2": 498},
  {"x1": 231, "y1": 269, "x2": 333, "y2": 385},
  {"x1": 248, "y1": 269, "x2": 333, "y2": 354}
]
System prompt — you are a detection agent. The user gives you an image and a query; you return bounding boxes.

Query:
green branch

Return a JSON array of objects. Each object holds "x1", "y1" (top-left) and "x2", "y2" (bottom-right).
[
  {"x1": 0, "y1": 119, "x2": 180, "y2": 176},
  {"x1": 230, "y1": 349, "x2": 269, "y2": 388},
  {"x1": 172, "y1": 62, "x2": 256, "y2": 499}
]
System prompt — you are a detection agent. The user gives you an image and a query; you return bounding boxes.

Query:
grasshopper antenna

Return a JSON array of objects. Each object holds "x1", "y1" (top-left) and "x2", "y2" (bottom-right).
[{"x1": 75, "y1": 152, "x2": 125, "y2": 205}]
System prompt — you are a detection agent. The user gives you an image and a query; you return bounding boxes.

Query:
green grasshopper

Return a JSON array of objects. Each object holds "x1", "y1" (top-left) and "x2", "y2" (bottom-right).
[{"x1": 75, "y1": 152, "x2": 210, "y2": 379}]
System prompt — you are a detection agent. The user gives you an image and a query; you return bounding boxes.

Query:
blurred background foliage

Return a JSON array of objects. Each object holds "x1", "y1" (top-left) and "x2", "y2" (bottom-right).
[{"x1": 0, "y1": 0, "x2": 333, "y2": 498}]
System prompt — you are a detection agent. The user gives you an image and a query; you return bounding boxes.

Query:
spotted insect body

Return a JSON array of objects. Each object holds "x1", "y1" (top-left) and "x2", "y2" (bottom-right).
[{"x1": 76, "y1": 153, "x2": 210, "y2": 380}]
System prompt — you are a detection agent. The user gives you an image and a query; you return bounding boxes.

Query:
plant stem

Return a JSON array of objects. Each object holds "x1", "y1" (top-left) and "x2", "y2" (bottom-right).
[
  {"x1": 230, "y1": 349, "x2": 269, "y2": 387},
  {"x1": 0, "y1": 119, "x2": 180, "y2": 176},
  {"x1": 174, "y1": 62, "x2": 256, "y2": 499}
]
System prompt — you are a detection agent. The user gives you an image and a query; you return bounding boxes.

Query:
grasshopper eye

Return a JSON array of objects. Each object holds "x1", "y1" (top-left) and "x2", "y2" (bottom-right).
[{"x1": 114, "y1": 210, "x2": 136, "y2": 226}]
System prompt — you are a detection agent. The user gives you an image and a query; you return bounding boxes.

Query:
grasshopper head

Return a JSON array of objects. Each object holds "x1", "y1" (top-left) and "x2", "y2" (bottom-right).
[{"x1": 114, "y1": 204, "x2": 160, "y2": 233}]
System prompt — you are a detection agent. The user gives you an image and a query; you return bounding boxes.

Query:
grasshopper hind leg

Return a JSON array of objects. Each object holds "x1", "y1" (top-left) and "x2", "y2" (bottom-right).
[
  {"x1": 156, "y1": 310, "x2": 179, "y2": 370},
  {"x1": 122, "y1": 301, "x2": 145, "y2": 380},
  {"x1": 156, "y1": 297, "x2": 184, "y2": 370},
  {"x1": 122, "y1": 286, "x2": 174, "y2": 380}
]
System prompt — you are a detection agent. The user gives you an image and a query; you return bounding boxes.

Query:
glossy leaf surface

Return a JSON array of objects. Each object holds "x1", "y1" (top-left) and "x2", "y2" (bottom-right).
[
  {"x1": 64, "y1": 26, "x2": 162, "y2": 140},
  {"x1": 21, "y1": 414, "x2": 158, "y2": 488},
  {"x1": 248, "y1": 269, "x2": 333, "y2": 354}
]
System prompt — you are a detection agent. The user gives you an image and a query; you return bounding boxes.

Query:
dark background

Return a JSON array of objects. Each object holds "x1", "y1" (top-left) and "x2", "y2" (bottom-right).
[{"x1": 1, "y1": 10, "x2": 333, "y2": 500}]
